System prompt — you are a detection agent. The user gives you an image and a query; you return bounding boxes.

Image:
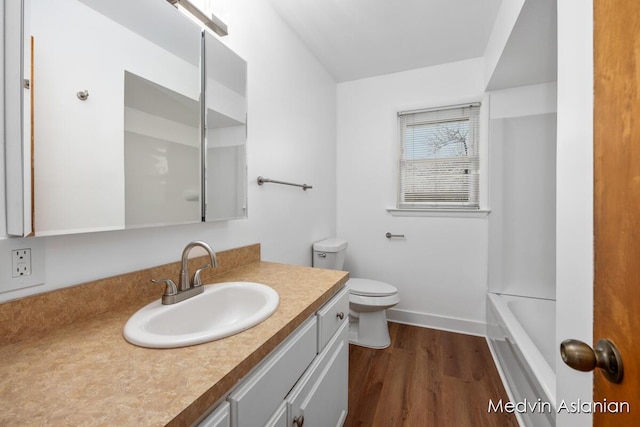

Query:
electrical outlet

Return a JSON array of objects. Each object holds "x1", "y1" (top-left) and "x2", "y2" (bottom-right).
[
  {"x1": 1, "y1": 238, "x2": 45, "y2": 294},
  {"x1": 12, "y1": 249, "x2": 32, "y2": 277}
]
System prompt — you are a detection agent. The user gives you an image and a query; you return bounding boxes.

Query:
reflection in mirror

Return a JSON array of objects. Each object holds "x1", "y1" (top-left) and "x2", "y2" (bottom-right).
[
  {"x1": 29, "y1": 0, "x2": 202, "y2": 235},
  {"x1": 203, "y1": 32, "x2": 248, "y2": 221},
  {"x1": 124, "y1": 72, "x2": 201, "y2": 227}
]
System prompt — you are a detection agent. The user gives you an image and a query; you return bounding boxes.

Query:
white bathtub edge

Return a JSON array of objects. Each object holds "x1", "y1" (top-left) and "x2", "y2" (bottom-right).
[
  {"x1": 488, "y1": 293, "x2": 557, "y2": 408},
  {"x1": 486, "y1": 336, "x2": 528, "y2": 427}
]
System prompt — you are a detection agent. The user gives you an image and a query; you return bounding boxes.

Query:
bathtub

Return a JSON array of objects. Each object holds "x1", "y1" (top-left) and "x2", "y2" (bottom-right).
[{"x1": 487, "y1": 293, "x2": 556, "y2": 427}]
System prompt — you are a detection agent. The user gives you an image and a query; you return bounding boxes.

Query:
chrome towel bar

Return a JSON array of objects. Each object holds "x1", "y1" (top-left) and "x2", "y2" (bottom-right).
[{"x1": 257, "y1": 176, "x2": 312, "y2": 191}]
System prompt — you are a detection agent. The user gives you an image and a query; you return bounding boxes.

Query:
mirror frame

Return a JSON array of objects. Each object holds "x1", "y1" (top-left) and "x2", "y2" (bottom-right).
[
  {"x1": 5, "y1": 0, "x2": 33, "y2": 236},
  {"x1": 202, "y1": 30, "x2": 248, "y2": 222}
]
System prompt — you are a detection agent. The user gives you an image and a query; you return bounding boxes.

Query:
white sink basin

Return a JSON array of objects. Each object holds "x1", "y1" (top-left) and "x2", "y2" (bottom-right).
[{"x1": 123, "y1": 282, "x2": 279, "y2": 348}]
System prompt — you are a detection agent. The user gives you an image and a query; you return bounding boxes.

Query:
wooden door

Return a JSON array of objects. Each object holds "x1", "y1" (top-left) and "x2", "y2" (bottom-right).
[{"x1": 594, "y1": 0, "x2": 640, "y2": 424}]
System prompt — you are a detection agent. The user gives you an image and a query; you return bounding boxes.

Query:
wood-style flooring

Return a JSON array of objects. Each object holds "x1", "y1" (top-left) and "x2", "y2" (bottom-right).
[{"x1": 344, "y1": 322, "x2": 518, "y2": 427}]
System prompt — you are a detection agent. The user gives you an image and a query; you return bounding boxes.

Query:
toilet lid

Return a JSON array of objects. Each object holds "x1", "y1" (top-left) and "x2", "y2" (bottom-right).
[{"x1": 348, "y1": 278, "x2": 397, "y2": 297}]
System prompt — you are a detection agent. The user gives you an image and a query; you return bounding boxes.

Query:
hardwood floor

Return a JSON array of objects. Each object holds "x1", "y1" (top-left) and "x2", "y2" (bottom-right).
[{"x1": 344, "y1": 322, "x2": 518, "y2": 427}]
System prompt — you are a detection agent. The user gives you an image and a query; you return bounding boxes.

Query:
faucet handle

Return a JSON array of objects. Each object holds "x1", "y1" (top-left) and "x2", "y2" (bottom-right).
[
  {"x1": 192, "y1": 264, "x2": 211, "y2": 287},
  {"x1": 151, "y1": 279, "x2": 178, "y2": 296}
]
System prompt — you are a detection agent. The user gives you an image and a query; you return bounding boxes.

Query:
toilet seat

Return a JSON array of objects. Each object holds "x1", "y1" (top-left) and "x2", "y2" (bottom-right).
[
  {"x1": 349, "y1": 293, "x2": 401, "y2": 309},
  {"x1": 348, "y1": 278, "x2": 397, "y2": 297}
]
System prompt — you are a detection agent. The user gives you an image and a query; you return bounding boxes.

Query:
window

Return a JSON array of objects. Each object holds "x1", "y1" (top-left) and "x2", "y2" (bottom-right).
[{"x1": 397, "y1": 103, "x2": 480, "y2": 209}]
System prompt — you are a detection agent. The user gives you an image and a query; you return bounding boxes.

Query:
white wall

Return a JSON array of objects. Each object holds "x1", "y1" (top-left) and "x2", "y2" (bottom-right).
[
  {"x1": 0, "y1": 0, "x2": 337, "y2": 302},
  {"x1": 336, "y1": 58, "x2": 488, "y2": 335}
]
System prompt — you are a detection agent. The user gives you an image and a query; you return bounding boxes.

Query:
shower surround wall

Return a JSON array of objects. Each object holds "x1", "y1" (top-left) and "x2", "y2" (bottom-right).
[
  {"x1": 486, "y1": 82, "x2": 558, "y2": 427},
  {"x1": 488, "y1": 113, "x2": 557, "y2": 299},
  {"x1": 487, "y1": 82, "x2": 557, "y2": 299}
]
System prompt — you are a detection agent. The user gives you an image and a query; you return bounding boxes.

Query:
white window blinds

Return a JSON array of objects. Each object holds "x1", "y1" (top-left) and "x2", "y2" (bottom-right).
[{"x1": 398, "y1": 103, "x2": 480, "y2": 209}]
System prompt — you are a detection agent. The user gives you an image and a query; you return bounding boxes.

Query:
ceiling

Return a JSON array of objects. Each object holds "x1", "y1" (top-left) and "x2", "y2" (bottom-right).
[{"x1": 270, "y1": 0, "x2": 503, "y2": 83}]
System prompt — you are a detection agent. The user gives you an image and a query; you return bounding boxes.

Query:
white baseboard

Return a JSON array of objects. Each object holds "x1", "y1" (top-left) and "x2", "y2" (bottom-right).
[{"x1": 386, "y1": 308, "x2": 487, "y2": 337}]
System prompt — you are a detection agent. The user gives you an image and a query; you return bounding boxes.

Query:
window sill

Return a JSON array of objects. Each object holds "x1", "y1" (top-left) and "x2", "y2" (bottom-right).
[{"x1": 386, "y1": 208, "x2": 491, "y2": 218}]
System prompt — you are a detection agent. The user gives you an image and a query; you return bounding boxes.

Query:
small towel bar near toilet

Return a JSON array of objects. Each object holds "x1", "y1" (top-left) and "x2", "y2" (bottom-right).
[{"x1": 385, "y1": 232, "x2": 405, "y2": 239}]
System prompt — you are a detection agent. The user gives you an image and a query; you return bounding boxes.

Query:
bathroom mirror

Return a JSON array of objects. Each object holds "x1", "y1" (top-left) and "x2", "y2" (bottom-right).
[
  {"x1": 124, "y1": 71, "x2": 201, "y2": 227},
  {"x1": 7, "y1": 0, "x2": 249, "y2": 236},
  {"x1": 25, "y1": 0, "x2": 202, "y2": 235},
  {"x1": 203, "y1": 32, "x2": 248, "y2": 221}
]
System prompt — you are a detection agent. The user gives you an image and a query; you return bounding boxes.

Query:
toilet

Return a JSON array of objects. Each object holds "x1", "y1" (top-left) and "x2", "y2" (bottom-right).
[{"x1": 312, "y1": 238, "x2": 400, "y2": 349}]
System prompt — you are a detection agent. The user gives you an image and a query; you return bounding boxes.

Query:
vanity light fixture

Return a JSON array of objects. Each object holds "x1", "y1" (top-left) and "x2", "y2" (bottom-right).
[{"x1": 166, "y1": 0, "x2": 228, "y2": 36}]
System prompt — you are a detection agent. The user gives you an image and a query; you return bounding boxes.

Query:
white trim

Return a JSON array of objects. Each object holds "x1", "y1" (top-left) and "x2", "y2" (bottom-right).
[
  {"x1": 387, "y1": 208, "x2": 490, "y2": 218},
  {"x1": 394, "y1": 95, "x2": 485, "y2": 116},
  {"x1": 4, "y1": 0, "x2": 32, "y2": 237},
  {"x1": 34, "y1": 225, "x2": 126, "y2": 237},
  {"x1": 556, "y1": 2, "x2": 594, "y2": 425},
  {"x1": 479, "y1": 93, "x2": 491, "y2": 210},
  {"x1": 386, "y1": 308, "x2": 487, "y2": 336},
  {"x1": 398, "y1": 101, "x2": 481, "y2": 117}
]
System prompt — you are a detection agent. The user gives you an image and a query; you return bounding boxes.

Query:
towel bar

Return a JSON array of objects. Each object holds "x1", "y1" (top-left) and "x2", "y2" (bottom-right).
[{"x1": 257, "y1": 176, "x2": 312, "y2": 191}]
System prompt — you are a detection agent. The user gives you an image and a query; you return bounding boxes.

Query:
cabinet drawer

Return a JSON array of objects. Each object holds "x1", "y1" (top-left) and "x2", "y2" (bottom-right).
[
  {"x1": 317, "y1": 286, "x2": 349, "y2": 352},
  {"x1": 228, "y1": 316, "x2": 317, "y2": 427}
]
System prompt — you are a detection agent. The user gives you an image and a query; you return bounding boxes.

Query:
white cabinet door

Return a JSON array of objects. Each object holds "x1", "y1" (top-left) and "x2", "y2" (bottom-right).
[
  {"x1": 265, "y1": 402, "x2": 288, "y2": 427},
  {"x1": 288, "y1": 321, "x2": 348, "y2": 427},
  {"x1": 199, "y1": 401, "x2": 230, "y2": 427}
]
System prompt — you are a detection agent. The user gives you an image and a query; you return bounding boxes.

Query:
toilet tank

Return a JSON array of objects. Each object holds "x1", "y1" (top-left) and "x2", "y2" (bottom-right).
[{"x1": 312, "y1": 238, "x2": 348, "y2": 270}]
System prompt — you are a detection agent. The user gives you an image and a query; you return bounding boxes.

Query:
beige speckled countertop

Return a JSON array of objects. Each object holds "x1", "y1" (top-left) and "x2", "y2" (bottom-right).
[{"x1": 0, "y1": 244, "x2": 348, "y2": 426}]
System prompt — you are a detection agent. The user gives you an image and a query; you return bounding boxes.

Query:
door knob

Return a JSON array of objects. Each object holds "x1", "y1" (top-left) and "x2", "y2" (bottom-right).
[{"x1": 560, "y1": 338, "x2": 624, "y2": 383}]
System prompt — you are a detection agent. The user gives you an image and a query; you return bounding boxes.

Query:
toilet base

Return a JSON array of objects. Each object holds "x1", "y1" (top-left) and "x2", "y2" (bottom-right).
[{"x1": 348, "y1": 309, "x2": 391, "y2": 349}]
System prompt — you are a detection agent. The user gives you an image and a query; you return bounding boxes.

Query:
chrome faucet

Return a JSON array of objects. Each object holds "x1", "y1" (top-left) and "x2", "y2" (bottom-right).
[
  {"x1": 179, "y1": 240, "x2": 217, "y2": 290},
  {"x1": 152, "y1": 240, "x2": 218, "y2": 305}
]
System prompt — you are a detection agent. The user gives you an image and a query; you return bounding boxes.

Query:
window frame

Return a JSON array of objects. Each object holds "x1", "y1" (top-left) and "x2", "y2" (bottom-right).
[{"x1": 395, "y1": 102, "x2": 483, "y2": 212}]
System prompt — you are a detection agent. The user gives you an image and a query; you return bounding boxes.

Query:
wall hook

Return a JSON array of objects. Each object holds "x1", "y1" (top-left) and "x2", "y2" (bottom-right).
[{"x1": 77, "y1": 90, "x2": 89, "y2": 101}]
